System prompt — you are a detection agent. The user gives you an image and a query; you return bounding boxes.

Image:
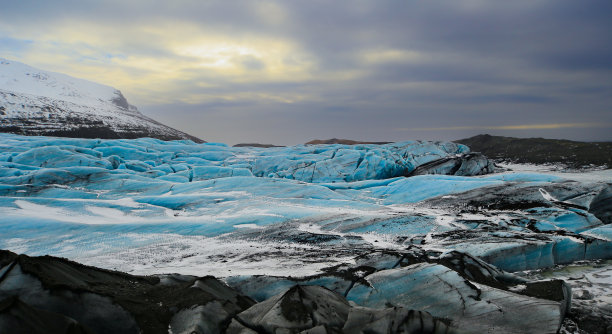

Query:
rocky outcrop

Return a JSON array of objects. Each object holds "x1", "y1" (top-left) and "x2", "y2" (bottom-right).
[
  {"x1": 0, "y1": 250, "x2": 254, "y2": 334},
  {"x1": 0, "y1": 296, "x2": 94, "y2": 334},
  {"x1": 456, "y1": 134, "x2": 612, "y2": 168}
]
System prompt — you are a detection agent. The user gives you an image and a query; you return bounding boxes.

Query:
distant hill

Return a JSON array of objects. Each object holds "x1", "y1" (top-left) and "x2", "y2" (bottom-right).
[
  {"x1": 306, "y1": 138, "x2": 391, "y2": 145},
  {"x1": 0, "y1": 58, "x2": 203, "y2": 142},
  {"x1": 233, "y1": 143, "x2": 285, "y2": 148},
  {"x1": 456, "y1": 134, "x2": 612, "y2": 168}
]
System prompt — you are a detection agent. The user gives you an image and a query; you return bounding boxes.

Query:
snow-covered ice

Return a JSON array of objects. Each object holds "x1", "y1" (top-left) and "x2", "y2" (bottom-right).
[
  {"x1": 0, "y1": 133, "x2": 610, "y2": 280},
  {"x1": 0, "y1": 133, "x2": 610, "y2": 333}
]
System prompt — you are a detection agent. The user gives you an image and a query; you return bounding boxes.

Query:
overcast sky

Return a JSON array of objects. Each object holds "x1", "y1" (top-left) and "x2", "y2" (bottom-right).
[{"x1": 1, "y1": 0, "x2": 611, "y2": 144}]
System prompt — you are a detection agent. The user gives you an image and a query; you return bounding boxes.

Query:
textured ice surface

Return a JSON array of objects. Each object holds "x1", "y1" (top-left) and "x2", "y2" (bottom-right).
[
  {"x1": 346, "y1": 263, "x2": 563, "y2": 333},
  {"x1": 518, "y1": 260, "x2": 612, "y2": 333},
  {"x1": 0, "y1": 133, "x2": 610, "y2": 280},
  {"x1": 2, "y1": 133, "x2": 611, "y2": 333}
]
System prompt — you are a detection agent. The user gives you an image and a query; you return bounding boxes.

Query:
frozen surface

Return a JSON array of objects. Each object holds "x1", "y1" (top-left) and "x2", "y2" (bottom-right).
[
  {"x1": 518, "y1": 260, "x2": 612, "y2": 333},
  {"x1": 499, "y1": 163, "x2": 612, "y2": 183},
  {"x1": 1, "y1": 133, "x2": 611, "y2": 333},
  {"x1": 346, "y1": 263, "x2": 563, "y2": 333},
  {"x1": 519, "y1": 260, "x2": 612, "y2": 314},
  {"x1": 0, "y1": 133, "x2": 610, "y2": 280}
]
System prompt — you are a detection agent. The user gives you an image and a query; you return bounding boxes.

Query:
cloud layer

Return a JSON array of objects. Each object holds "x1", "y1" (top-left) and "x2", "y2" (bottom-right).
[{"x1": 1, "y1": 0, "x2": 611, "y2": 144}]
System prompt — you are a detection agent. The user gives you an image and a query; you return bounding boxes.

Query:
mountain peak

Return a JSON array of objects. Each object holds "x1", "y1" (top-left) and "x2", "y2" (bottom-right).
[
  {"x1": 0, "y1": 58, "x2": 203, "y2": 142},
  {"x1": 0, "y1": 58, "x2": 137, "y2": 112}
]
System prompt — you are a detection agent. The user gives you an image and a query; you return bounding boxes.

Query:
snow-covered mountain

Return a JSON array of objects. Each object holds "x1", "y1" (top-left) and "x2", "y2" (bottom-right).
[{"x1": 0, "y1": 58, "x2": 203, "y2": 142}]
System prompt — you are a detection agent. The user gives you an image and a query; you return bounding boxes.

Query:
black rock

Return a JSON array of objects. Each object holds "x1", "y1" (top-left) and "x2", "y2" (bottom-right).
[
  {"x1": 456, "y1": 134, "x2": 612, "y2": 168},
  {"x1": 0, "y1": 296, "x2": 94, "y2": 334},
  {"x1": 0, "y1": 250, "x2": 254, "y2": 334}
]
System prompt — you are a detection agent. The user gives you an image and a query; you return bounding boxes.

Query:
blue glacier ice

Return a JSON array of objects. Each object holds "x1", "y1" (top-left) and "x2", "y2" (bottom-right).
[
  {"x1": 345, "y1": 263, "x2": 565, "y2": 333},
  {"x1": 1, "y1": 133, "x2": 612, "y2": 333},
  {"x1": 0, "y1": 132, "x2": 610, "y2": 282}
]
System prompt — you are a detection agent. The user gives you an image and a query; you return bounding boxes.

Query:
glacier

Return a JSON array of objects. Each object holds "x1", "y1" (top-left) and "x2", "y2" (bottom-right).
[{"x1": 0, "y1": 132, "x2": 611, "y2": 333}]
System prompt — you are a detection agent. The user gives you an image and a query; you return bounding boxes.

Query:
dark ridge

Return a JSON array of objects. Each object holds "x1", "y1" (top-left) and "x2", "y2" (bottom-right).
[
  {"x1": 0, "y1": 296, "x2": 95, "y2": 334},
  {"x1": 0, "y1": 125, "x2": 205, "y2": 143},
  {"x1": 110, "y1": 90, "x2": 131, "y2": 110},
  {"x1": 0, "y1": 250, "x2": 255, "y2": 334},
  {"x1": 456, "y1": 134, "x2": 612, "y2": 168},
  {"x1": 306, "y1": 138, "x2": 391, "y2": 145},
  {"x1": 233, "y1": 143, "x2": 285, "y2": 148}
]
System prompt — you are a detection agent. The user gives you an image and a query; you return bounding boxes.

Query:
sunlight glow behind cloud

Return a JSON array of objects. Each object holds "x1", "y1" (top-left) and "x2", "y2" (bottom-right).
[
  {"x1": 1, "y1": 0, "x2": 611, "y2": 144},
  {"x1": 0, "y1": 19, "x2": 316, "y2": 105}
]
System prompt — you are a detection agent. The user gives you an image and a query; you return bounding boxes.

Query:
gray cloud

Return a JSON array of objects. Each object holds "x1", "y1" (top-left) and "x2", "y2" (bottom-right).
[{"x1": 1, "y1": 0, "x2": 611, "y2": 144}]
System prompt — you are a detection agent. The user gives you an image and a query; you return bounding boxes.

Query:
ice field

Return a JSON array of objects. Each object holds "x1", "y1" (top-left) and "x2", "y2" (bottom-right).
[
  {"x1": 1, "y1": 133, "x2": 611, "y2": 333},
  {"x1": 0, "y1": 133, "x2": 609, "y2": 278}
]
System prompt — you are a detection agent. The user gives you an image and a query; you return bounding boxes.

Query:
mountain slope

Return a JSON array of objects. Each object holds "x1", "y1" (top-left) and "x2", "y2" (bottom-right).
[
  {"x1": 0, "y1": 58, "x2": 203, "y2": 142},
  {"x1": 456, "y1": 134, "x2": 612, "y2": 167}
]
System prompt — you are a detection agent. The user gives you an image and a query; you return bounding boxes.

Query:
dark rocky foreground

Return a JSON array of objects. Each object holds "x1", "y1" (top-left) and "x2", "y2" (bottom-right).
[
  {"x1": 0, "y1": 249, "x2": 587, "y2": 334},
  {"x1": 456, "y1": 134, "x2": 612, "y2": 168}
]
